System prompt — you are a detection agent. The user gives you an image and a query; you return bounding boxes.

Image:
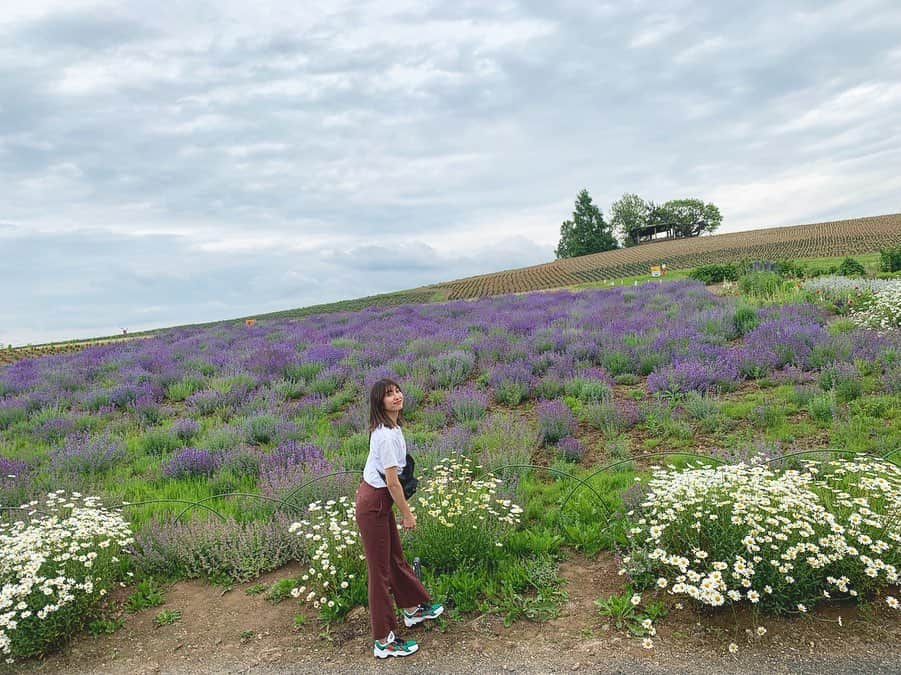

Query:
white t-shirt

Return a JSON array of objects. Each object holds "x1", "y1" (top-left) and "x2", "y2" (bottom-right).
[{"x1": 362, "y1": 425, "x2": 407, "y2": 489}]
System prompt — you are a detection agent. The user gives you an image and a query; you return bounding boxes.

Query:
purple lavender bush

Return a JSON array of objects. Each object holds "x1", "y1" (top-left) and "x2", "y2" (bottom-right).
[
  {"x1": 489, "y1": 363, "x2": 532, "y2": 405},
  {"x1": 556, "y1": 436, "x2": 585, "y2": 462},
  {"x1": 217, "y1": 445, "x2": 263, "y2": 478},
  {"x1": 537, "y1": 400, "x2": 577, "y2": 446},
  {"x1": 647, "y1": 358, "x2": 739, "y2": 397},
  {"x1": 447, "y1": 385, "x2": 489, "y2": 424},
  {"x1": 432, "y1": 350, "x2": 475, "y2": 388},
  {"x1": 52, "y1": 433, "x2": 126, "y2": 475},
  {"x1": 171, "y1": 418, "x2": 201, "y2": 443},
  {"x1": 163, "y1": 447, "x2": 220, "y2": 479},
  {"x1": 259, "y1": 441, "x2": 335, "y2": 501},
  {"x1": 132, "y1": 513, "x2": 308, "y2": 583},
  {"x1": 0, "y1": 399, "x2": 27, "y2": 430}
]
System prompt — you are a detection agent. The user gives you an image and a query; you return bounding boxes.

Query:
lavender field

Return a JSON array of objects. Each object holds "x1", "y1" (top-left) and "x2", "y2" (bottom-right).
[{"x1": 1, "y1": 278, "x2": 900, "y2": 660}]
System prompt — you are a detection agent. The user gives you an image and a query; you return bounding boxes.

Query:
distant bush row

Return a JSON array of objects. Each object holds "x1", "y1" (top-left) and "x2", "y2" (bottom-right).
[{"x1": 689, "y1": 248, "x2": 901, "y2": 284}]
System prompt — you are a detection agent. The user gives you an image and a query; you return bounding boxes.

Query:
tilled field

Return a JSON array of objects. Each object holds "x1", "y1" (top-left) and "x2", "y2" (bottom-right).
[{"x1": 429, "y1": 213, "x2": 901, "y2": 299}]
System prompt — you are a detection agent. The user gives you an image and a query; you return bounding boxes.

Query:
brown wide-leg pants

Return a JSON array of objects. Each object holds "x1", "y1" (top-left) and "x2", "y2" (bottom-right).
[{"x1": 355, "y1": 481, "x2": 430, "y2": 640}]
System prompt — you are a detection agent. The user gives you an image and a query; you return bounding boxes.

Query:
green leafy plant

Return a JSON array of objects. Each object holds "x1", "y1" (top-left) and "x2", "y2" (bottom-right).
[
  {"x1": 266, "y1": 578, "x2": 297, "y2": 605},
  {"x1": 245, "y1": 583, "x2": 268, "y2": 596},
  {"x1": 125, "y1": 578, "x2": 166, "y2": 613},
  {"x1": 595, "y1": 590, "x2": 661, "y2": 639},
  {"x1": 738, "y1": 271, "x2": 782, "y2": 297},
  {"x1": 153, "y1": 609, "x2": 182, "y2": 626},
  {"x1": 87, "y1": 616, "x2": 125, "y2": 637}
]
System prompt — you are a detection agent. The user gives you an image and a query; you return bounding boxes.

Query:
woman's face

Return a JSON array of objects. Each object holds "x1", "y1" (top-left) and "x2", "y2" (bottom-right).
[{"x1": 382, "y1": 384, "x2": 404, "y2": 414}]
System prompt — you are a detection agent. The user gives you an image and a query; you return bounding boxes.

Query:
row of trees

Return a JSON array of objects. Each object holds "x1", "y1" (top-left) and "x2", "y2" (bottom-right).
[{"x1": 555, "y1": 190, "x2": 723, "y2": 259}]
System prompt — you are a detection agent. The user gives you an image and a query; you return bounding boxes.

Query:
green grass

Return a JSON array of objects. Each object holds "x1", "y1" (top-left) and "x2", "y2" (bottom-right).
[{"x1": 573, "y1": 268, "x2": 691, "y2": 289}]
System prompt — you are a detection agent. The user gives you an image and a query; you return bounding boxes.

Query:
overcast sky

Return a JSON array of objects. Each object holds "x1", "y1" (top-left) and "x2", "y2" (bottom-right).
[{"x1": 2, "y1": 1, "x2": 901, "y2": 345}]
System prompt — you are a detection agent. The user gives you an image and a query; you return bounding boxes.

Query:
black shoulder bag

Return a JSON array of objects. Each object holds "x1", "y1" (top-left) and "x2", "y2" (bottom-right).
[{"x1": 378, "y1": 453, "x2": 418, "y2": 500}]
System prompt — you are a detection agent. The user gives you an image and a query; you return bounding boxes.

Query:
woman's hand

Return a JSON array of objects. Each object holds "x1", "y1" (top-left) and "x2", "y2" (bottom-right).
[{"x1": 401, "y1": 511, "x2": 417, "y2": 530}]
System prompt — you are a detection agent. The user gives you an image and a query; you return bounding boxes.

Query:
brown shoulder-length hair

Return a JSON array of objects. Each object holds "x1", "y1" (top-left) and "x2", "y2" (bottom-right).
[{"x1": 369, "y1": 378, "x2": 404, "y2": 434}]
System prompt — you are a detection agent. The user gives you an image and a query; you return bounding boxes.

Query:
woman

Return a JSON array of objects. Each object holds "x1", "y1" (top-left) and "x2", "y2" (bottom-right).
[{"x1": 355, "y1": 378, "x2": 444, "y2": 658}]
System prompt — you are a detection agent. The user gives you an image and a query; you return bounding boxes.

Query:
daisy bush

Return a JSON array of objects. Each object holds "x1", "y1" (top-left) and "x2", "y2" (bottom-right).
[
  {"x1": 621, "y1": 458, "x2": 900, "y2": 617},
  {"x1": 288, "y1": 496, "x2": 367, "y2": 620},
  {"x1": 850, "y1": 285, "x2": 901, "y2": 331},
  {"x1": 802, "y1": 276, "x2": 897, "y2": 314},
  {"x1": 0, "y1": 491, "x2": 133, "y2": 662},
  {"x1": 405, "y1": 455, "x2": 523, "y2": 572}
]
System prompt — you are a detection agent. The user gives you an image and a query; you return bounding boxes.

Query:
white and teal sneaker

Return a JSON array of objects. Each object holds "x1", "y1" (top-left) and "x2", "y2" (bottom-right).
[
  {"x1": 403, "y1": 602, "x2": 445, "y2": 627},
  {"x1": 374, "y1": 631, "x2": 418, "y2": 658}
]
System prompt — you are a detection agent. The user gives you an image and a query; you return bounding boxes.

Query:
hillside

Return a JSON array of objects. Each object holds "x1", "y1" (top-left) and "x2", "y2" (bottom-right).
[{"x1": 427, "y1": 213, "x2": 901, "y2": 299}]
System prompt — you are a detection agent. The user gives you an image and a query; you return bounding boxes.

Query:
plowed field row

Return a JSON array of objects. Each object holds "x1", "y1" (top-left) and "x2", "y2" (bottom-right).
[{"x1": 430, "y1": 213, "x2": 901, "y2": 299}]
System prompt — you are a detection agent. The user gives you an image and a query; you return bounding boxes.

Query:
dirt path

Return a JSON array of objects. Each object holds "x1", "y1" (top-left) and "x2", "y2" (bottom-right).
[{"x1": 14, "y1": 554, "x2": 901, "y2": 675}]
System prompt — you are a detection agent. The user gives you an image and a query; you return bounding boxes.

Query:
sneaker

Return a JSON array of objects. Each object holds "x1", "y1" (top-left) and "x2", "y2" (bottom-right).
[
  {"x1": 403, "y1": 602, "x2": 445, "y2": 627},
  {"x1": 373, "y1": 631, "x2": 419, "y2": 658}
]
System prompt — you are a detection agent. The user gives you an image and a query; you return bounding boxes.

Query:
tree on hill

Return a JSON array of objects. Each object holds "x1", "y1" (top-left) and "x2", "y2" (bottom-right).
[
  {"x1": 555, "y1": 189, "x2": 618, "y2": 259},
  {"x1": 656, "y1": 198, "x2": 722, "y2": 238},
  {"x1": 610, "y1": 193, "x2": 651, "y2": 247}
]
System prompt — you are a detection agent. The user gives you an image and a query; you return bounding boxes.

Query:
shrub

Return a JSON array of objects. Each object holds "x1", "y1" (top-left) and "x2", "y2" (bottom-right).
[
  {"x1": 288, "y1": 496, "x2": 367, "y2": 620},
  {"x1": 259, "y1": 442, "x2": 341, "y2": 503},
  {"x1": 133, "y1": 513, "x2": 307, "y2": 585},
  {"x1": 689, "y1": 264, "x2": 739, "y2": 284},
  {"x1": 880, "y1": 246, "x2": 901, "y2": 273},
  {"x1": 621, "y1": 459, "x2": 901, "y2": 617},
  {"x1": 52, "y1": 433, "x2": 126, "y2": 475},
  {"x1": 556, "y1": 437, "x2": 585, "y2": 462},
  {"x1": 140, "y1": 429, "x2": 179, "y2": 457},
  {"x1": 731, "y1": 305, "x2": 759, "y2": 337},
  {"x1": 272, "y1": 378, "x2": 307, "y2": 400},
  {"x1": 165, "y1": 376, "x2": 204, "y2": 402},
  {"x1": 818, "y1": 362, "x2": 862, "y2": 402},
  {"x1": 309, "y1": 373, "x2": 340, "y2": 397},
  {"x1": 851, "y1": 285, "x2": 901, "y2": 331},
  {"x1": 774, "y1": 259, "x2": 806, "y2": 279},
  {"x1": 472, "y1": 413, "x2": 536, "y2": 472},
  {"x1": 581, "y1": 400, "x2": 638, "y2": 434},
  {"x1": 163, "y1": 447, "x2": 220, "y2": 479},
  {"x1": 0, "y1": 492, "x2": 132, "y2": 661},
  {"x1": 647, "y1": 359, "x2": 739, "y2": 397},
  {"x1": 808, "y1": 393, "x2": 835, "y2": 423},
  {"x1": 738, "y1": 271, "x2": 782, "y2": 297},
  {"x1": 489, "y1": 364, "x2": 532, "y2": 406},
  {"x1": 431, "y1": 350, "x2": 475, "y2": 388},
  {"x1": 185, "y1": 389, "x2": 224, "y2": 416},
  {"x1": 601, "y1": 351, "x2": 634, "y2": 377},
  {"x1": 680, "y1": 392, "x2": 723, "y2": 433},
  {"x1": 284, "y1": 361, "x2": 324, "y2": 382},
  {"x1": 447, "y1": 385, "x2": 489, "y2": 424},
  {"x1": 0, "y1": 401, "x2": 27, "y2": 431},
  {"x1": 245, "y1": 414, "x2": 280, "y2": 445},
  {"x1": 404, "y1": 456, "x2": 523, "y2": 573},
  {"x1": 171, "y1": 418, "x2": 201, "y2": 443},
  {"x1": 837, "y1": 257, "x2": 866, "y2": 277},
  {"x1": 564, "y1": 376, "x2": 613, "y2": 403},
  {"x1": 614, "y1": 373, "x2": 641, "y2": 386},
  {"x1": 0, "y1": 457, "x2": 30, "y2": 492},
  {"x1": 536, "y1": 400, "x2": 577, "y2": 446},
  {"x1": 532, "y1": 375, "x2": 566, "y2": 400}
]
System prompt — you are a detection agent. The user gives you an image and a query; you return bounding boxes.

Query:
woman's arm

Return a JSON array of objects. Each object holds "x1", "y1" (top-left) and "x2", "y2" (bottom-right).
[{"x1": 383, "y1": 466, "x2": 416, "y2": 530}]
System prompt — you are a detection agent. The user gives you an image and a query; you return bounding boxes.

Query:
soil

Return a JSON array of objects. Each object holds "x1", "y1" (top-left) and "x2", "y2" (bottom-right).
[{"x1": 13, "y1": 553, "x2": 900, "y2": 675}]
